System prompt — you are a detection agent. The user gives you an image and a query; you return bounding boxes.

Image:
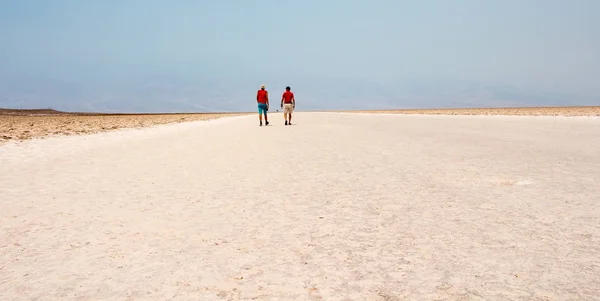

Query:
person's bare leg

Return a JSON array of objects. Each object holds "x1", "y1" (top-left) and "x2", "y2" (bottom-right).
[{"x1": 289, "y1": 112, "x2": 292, "y2": 125}]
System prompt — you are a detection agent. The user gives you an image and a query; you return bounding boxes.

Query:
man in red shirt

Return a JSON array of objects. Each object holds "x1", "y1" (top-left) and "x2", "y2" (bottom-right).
[
  {"x1": 280, "y1": 86, "x2": 295, "y2": 125},
  {"x1": 256, "y1": 84, "x2": 269, "y2": 126}
]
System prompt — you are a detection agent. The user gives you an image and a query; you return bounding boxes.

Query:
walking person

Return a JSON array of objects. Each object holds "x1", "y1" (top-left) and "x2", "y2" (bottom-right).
[
  {"x1": 256, "y1": 84, "x2": 269, "y2": 126},
  {"x1": 281, "y1": 86, "x2": 295, "y2": 125}
]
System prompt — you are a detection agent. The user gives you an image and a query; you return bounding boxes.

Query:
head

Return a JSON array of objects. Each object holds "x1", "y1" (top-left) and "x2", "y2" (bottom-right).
[
  {"x1": 286, "y1": 86, "x2": 291, "y2": 91},
  {"x1": 260, "y1": 84, "x2": 266, "y2": 90}
]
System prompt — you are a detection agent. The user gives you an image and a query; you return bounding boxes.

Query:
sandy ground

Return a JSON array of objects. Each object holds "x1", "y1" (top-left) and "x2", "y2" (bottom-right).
[
  {"x1": 2, "y1": 106, "x2": 599, "y2": 146},
  {"x1": 1, "y1": 112, "x2": 600, "y2": 300},
  {"x1": 342, "y1": 106, "x2": 600, "y2": 117},
  {"x1": 0, "y1": 110, "x2": 250, "y2": 145}
]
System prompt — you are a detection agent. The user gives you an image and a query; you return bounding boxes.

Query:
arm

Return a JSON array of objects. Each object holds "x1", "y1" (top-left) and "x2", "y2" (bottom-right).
[
  {"x1": 281, "y1": 94, "x2": 284, "y2": 108},
  {"x1": 266, "y1": 91, "x2": 269, "y2": 107}
]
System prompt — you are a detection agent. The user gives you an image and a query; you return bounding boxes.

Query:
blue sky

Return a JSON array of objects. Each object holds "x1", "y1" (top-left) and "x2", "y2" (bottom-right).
[{"x1": 1, "y1": 0, "x2": 599, "y2": 112}]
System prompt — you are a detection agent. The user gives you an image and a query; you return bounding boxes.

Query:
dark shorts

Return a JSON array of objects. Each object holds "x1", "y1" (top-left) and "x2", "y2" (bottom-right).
[{"x1": 258, "y1": 103, "x2": 268, "y2": 115}]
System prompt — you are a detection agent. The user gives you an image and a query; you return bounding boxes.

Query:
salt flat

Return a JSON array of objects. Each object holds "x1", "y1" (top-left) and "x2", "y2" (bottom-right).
[{"x1": 1, "y1": 112, "x2": 599, "y2": 300}]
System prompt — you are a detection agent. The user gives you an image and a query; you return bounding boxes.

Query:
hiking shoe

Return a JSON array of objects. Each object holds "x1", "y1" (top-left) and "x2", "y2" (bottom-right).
[
  {"x1": 266, "y1": 121, "x2": 269, "y2": 125},
  {"x1": 259, "y1": 121, "x2": 262, "y2": 126},
  {"x1": 285, "y1": 120, "x2": 288, "y2": 125}
]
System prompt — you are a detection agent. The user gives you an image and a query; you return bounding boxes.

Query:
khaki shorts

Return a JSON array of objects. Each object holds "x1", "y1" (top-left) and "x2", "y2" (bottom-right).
[{"x1": 283, "y1": 103, "x2": 294, "y2": 114}]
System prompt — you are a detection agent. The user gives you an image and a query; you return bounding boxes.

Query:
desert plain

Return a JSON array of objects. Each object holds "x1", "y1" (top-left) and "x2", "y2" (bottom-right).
[
  {"x1": 1, "y1": 106, "x2": 600, "y2": 300},
  {"x1": 0, "y1": 109, "x2": 251, "y2": 145}
]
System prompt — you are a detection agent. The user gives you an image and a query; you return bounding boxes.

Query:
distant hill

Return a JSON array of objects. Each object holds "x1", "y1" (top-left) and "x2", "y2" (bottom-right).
[
  {"x1": 0, "y1": 108, "x2": 70, "y2": 116},
  {"x1": 1, "y1": 76, "x2": 598, "y2": 113},
  {"x1": 0, "y1": 108, "x2": 250, "y2": 116}
]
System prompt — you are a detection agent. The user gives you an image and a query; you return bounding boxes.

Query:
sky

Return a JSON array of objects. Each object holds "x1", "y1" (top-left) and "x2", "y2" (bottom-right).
[{"x1": 0, "y1": 0, "x2": 599, "y2": 112}]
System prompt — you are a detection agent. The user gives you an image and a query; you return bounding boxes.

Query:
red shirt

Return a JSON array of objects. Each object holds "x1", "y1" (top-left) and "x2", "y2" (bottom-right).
[
  {"x1": 257, "y1": 89, "x2": 268, "y2": 104},
  {"x1": 282, "y1": 91, "x2": 294, "y2": 103}
]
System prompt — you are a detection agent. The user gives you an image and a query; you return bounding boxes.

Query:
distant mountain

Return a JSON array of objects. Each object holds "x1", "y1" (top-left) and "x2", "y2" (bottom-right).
[
  {"x1": 0, "y1": 77, "x2": 244, "y2": 113},
  {"x1": 0, "y1": 76, "x2": 598, "y2": 112}
]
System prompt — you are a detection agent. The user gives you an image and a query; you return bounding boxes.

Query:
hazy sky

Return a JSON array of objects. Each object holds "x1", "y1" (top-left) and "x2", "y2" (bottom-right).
[{"x1": 1, "y1": 0, "x2": 599, "y2": 111}]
